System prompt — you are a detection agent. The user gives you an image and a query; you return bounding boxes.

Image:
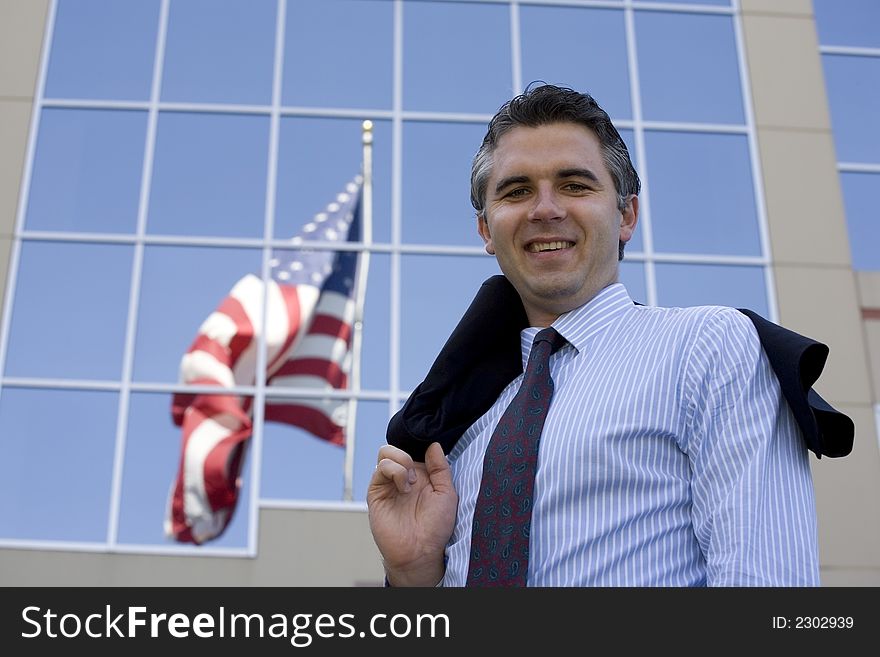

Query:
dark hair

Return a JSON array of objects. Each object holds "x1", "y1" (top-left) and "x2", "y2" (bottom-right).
[{"x1": 470, "y1": 83, "x2": 640, "y2": 260}]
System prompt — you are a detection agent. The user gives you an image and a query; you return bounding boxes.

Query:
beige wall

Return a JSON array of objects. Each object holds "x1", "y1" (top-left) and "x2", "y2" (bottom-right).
[
  {"x1": 0, "y1": 508, "x2": 385, "y2": 586},
  {"x1": 742, "y1": 0, "x2": 880, "y2": 585},
  {"x1": 1, "y1": 0, "x2": 878, "y2": 587},
  {"x1": 857, "y1": 271, "x2": 880, "y2": 407},
  {"x1": 0, "y1": 0, "x2": 48, "y2": 275}
]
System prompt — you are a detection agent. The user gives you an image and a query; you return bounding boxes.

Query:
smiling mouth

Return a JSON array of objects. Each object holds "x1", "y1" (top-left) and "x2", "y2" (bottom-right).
[{"x1": 527, "y1": 240, "x2": 575, "y2": 253}]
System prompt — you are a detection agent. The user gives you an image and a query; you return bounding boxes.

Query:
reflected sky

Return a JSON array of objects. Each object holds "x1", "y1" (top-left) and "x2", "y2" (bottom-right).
[
  {"x1": 823, "y1": 55, "x2": 880, "y2": 164},
  {"x1": 841, "y1": 172, "x2": 880, "y2": 271},
  {"x1": 636, "y1": 11, "x2": 744, "y2": 124},
  {"x1": 26, "y1": 109, "x2": 146, "y2": 233}
]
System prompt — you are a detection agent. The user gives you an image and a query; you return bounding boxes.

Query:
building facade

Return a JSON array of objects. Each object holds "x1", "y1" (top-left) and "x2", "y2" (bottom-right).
[{"x1": 0, "y1": 0, "x2": 878, "y2": 585}]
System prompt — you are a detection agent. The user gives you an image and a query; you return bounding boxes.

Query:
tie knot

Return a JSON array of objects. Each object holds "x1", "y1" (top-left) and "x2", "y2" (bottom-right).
[{"x1": 533, "y1": 327, "x2": 566, "y2": 354}]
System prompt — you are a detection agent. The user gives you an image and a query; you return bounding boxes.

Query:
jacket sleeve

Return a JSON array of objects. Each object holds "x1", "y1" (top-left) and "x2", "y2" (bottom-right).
[{"x1": 737, "y1": 308, "x2": 853, "y2": 459}]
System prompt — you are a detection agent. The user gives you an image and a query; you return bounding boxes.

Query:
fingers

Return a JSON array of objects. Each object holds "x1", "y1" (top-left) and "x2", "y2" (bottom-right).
[
  {"x1": 373, "y1": 444, "x2": 417, "y2": 493},
  {"x1": 371, "y1": 443, "x2": 452, "y2": 494},
  {"x1": 375, "y1": 443, "x2": 414, "y2": 469},
  {"x1": 424, "y1": 442, "x2": 454, "y2": 494}
]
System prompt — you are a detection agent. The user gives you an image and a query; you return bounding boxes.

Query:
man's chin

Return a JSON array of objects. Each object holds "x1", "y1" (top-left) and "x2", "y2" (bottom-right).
[{"x1": 519, "y1": 281, "x2": 585, "y2": 314}]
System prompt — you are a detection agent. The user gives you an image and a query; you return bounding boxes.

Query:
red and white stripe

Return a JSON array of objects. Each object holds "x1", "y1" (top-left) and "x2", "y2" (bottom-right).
[{"x1": 166, "y1": 275, "x2": 354, "y2": 544}]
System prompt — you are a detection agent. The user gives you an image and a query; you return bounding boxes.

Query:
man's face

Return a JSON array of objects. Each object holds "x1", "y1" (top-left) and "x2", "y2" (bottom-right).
[{"x1": 478, "y1": 122, "x2": 638, "y2": 327}]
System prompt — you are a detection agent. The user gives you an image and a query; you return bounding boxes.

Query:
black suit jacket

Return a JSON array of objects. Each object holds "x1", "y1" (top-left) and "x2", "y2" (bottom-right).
[{"x1": 387, "y1": 275, "x2": 854, "y2": 461}]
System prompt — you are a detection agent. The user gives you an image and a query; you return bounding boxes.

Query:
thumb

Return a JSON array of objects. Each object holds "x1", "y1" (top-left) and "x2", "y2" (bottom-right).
[{"x1": 424, "y1": 442, "x2": 454, "y2": 493}]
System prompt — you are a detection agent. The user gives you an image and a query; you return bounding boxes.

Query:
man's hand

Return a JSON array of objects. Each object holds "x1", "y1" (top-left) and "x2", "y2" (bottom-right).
[{"x1": 367, "y1": 442, "x2": 458, "y2": 586}]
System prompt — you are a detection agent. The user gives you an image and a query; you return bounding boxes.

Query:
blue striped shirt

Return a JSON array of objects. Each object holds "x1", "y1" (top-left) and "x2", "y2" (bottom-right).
[{"x1": 442, "y1": 283, "x2": 819, "y2": 586}]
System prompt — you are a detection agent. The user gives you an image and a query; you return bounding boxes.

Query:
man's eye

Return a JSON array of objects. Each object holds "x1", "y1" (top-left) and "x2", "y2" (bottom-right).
[
  {"x1": 505, "y1": 188, "x2": 529, "y2": 198},
  {"x1": 563, "y1": 183, "x2": 588, "y2": 192}
]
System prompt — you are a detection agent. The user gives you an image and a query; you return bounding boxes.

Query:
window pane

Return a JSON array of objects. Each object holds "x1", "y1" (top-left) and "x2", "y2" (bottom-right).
[
  {"x1": 520, "y1": 5, "x2": 631, "y2": 120},
  {"x1": 275, "y1": 117, "x2": 392, "y2": 244},
  {"x1": 823, "y1": 55, "x2": 880, "y2": 164},
  {"x1": 260, "y1": 405, "x2": 345, "y2": 501},
  {"x1": 814, "y1": 0, "x2": 880, "y2": 48},
  {"x1": 260, "y1": 399, "x2": 388, "y2": 502},
  {"x1": 44, "y1": 0, "x2": 159, "y2": 100},
  {"x1": 0, "y1": 387, "x2": 117, "y2": 542},
  {"x1": 361, "y1": 254, "x2": 391, "y2": 391},
  {"x1": 402, "y1": 121, "x2": 486, "y2": 245},
  {"x1": 404, "y1": 1, "x2": 512, "y2": 113},
  {"x1": 655, "y1": 263, "x2": 768, "y2": 316},
  {"x1": 26, "y1": 109, "x2": 147, "y2": 233},
  {"x1": 619, "y1": 261, "x2": 646, "y2": 305},
  {"x1": 619, "y1": 128, "x2": 643, "y2": 254},
  {"x1": 133, "y1": 245, "x2": 262, "y2": 383},
  {"x1": 283, "y1": 0, "x2": 393, "y2": 109},
  {"x1": 5, "y1": 242, "x2": 132, "y2": 380},
  {"x1": 161, "y1": 0, "x2": 276, "y2": 104},
  {"x1": 400, "y1": 255, "x2": 502, "y2": 392},
  {"x1": 620, "y1": 128, "x2": 638, "y2": 172},
  {"x1": 148, "y1": 112, "x2": 269, "y2": 237},
  {"x1": 117, "y1": 392, "x2": 251, "y2": 548},
  {"x1": 841, "y1": 172, "x2": 880, "y2": 271},
  {"x1": 639, "y1": 0, "x2": 730, "y2": 5},
  {"x1": 636, "y1": 12, "x2": 744, "y2": 124},
  {"x1": 646, "y1": 131, "x2": 760, "y2": 256},
  {"x1": 351, "y1": 401, "x2": 392, "y2": 502}
]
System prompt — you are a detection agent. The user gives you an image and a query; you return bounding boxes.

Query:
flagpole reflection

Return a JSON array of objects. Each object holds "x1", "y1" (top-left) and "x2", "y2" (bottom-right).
[{"x1": 343, "y1": 121, "x2": 373, "y2": 501}]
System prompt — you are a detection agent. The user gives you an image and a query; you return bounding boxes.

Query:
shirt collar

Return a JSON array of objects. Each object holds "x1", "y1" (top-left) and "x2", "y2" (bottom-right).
[{"x1": 520, "y1": 283, "x2": 634, "y2": 364}]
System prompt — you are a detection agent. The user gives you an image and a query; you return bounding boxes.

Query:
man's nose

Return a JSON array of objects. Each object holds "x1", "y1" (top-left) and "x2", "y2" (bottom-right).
[{"x1": 527, "y1": 187, "x2": 565, "y2": 221}]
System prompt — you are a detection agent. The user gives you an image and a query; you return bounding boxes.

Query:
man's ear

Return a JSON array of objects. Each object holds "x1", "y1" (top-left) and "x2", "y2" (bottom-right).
[
  {"x1": 619, "y1": 195, "x2": 639, "y2": 244},
  {"x1": 477, "y1": 214, "x2": 495, "y2": 255}
]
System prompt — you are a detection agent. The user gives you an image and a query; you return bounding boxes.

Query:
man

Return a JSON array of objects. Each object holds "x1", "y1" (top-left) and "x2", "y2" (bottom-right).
[{"x1": 367, "y1": 84, "x2": 820, "y2": 586}]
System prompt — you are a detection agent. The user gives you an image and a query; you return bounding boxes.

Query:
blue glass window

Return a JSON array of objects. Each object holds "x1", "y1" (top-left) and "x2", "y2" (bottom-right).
[
  {"x1": 26, "y1": 109, "x2": 147, "y2": 234},
  {"x1": 133, "y1": 245, "x2": 261, "y2": 383},
  {"x1": 148, "y1": 112, "x2": 270, "y2": 237},
  {"x1": 161, "y1": 0, "x2": 276, "y2": 105},
  {"x1": 620, "y1": 128, "x2": 639, "y2": 172},
  {"x1": 260, "y1": 399, "x2": 387, "y2": 502},
  {"x1": 5, "y1": 242, "x2": 132, "y2": 380},
  {"x1": 0, "y1": 388, "x2": 118, "y2": 542},
  {"x1": 284, "y1": 0, "x2": 393, "y2": 109},
  {"x1": 655, "y1": 263, "x2": 768, "y2": 316},
  {"x1": 618, "y1": 128, "x2": 643, "y2": 254},
  {"x1": 400, "y1": 254, "x2": 502, "y2": 392},
  {"x1": 275, "y1": 117, "x2": 392, "y2": 244},
  {"x1": 402, "y1": 121, "x2": 486, "y2": 245},
  {"x1": 261, "y1": 411, "x2": 345, "y2": 501},
  {"x1": 645, "y1": 131, "x2": 760, "y2": 256},
  {"x1": 520, "y1": 5, "x2": 631, "y2": 120},
  {"x1": 814, "y1": 0, "x2": 880, "y2": 48},
  {"x1": 640, "y1": 0, "x2": 729, "y2": 5},
  {"x1": 118, "y1": 392, "x2": 251, "y2": 548},
  {"x1": 823, "y1": 55, "x2": 880, "y2": 164},
  {"x1": 841, "y1": 172, "x2": 880, "y2": 271},
  {"x1": 44, "y1": 0, "x2": 159, "y2": 100},
  {"x1": 636, "y1": 11, "x2": 744, "y2": 124},
  {"x1": 351, "y1": 401, "x2": 393, "y2": 502},
  {"x1": 619, "y1": 261, "x2": 646, "y2": 304},
  {"x1": 359, "y1": 253, "x2": 391, "y2": 392},
  {"x1": 403, "y1": 1, "x2": 512, "y2": 113}
]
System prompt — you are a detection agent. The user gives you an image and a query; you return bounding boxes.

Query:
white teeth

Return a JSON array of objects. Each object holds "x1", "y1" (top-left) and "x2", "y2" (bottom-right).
[{"x1": 529, "y1": 240, "x2": 573, "y2": 253}]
